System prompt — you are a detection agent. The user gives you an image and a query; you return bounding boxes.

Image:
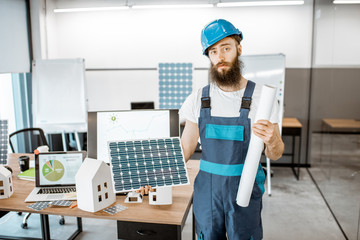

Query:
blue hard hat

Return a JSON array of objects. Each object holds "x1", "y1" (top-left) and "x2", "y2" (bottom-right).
[{"x1": 201, "y1": 19, "x2": 243, "y2": 56}]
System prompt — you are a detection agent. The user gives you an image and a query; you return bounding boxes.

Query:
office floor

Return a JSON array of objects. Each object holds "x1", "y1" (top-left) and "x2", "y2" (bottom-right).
[
  {"x1": 0, "y1": 166, "x2": 346, "y2": 240},
  {"x1": 309, "y1": 133, "x2": 360, "y2": 240}
]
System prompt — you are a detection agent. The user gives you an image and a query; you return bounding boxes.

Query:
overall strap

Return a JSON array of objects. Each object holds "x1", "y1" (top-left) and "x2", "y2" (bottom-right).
[
  {"x1": 200, "y1": 85, "x2": 211, "y2": 117},
  {"x1": 239, "y1": 80, "x2": 256, "y2": 119}
]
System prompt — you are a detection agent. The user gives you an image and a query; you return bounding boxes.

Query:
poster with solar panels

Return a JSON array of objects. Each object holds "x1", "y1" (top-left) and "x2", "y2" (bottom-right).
[
  {"x1": 158, "y1": 63, "x2": 193, "y2": 109},
  {"x1": 108, "y1": 137, "x2": 189, "y2": 193},
  {"x1": 0, "y1": 120, "x2": 8, "y2": 165}
]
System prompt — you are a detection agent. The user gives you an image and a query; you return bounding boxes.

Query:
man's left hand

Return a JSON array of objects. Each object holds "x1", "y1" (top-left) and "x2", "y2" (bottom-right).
[
  {"x1": 252, "y1": 120, "x2": 277, "y2": 146},
  {"x1": 252, "y1": 120, "x2": 284, "y2": 160}
]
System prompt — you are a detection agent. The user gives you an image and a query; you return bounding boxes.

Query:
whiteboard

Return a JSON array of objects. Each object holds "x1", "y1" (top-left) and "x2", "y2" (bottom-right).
[
  {"x1": 32, "y1": 59, "x2": 87, "y2": 133},
  {"x1": 242, "y1": 54, "x2": 286, "y2": 131}
]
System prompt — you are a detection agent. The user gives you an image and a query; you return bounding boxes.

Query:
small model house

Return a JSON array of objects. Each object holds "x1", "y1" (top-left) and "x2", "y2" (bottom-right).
[
  {"x1": 149, "y1": 186, "x2": 172, "y2": 205},
  {"x1": 75, "y1": 158, "x2": 115, "y2": 212},
  {"x1": 0, "y1": 165, "x2": 13, "y2": 199}
]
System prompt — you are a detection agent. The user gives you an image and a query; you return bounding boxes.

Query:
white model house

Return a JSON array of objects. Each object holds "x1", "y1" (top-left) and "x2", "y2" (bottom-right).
[
  {"x1": 0, "y1": 165, "x2": 13, "y2": 199},
  {"x1": 75, "y1": 158, "x2": 115, "y2": 212}
]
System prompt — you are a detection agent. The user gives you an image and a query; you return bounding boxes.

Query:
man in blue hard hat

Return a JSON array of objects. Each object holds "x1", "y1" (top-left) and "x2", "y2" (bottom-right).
[{"x1": 179, "y1": 19, "x2": 284, "y2": 240}]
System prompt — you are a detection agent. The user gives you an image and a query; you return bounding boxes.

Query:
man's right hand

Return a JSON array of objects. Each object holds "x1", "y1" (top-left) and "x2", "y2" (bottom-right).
[{"x1": 136, "y1": 185, "x2": 154, "y2": 195}]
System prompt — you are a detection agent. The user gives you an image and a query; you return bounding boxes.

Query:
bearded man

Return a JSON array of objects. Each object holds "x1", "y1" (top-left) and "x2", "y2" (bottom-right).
[{"x1": 179, "y1": 19, "x2": 284, "y2": 240}]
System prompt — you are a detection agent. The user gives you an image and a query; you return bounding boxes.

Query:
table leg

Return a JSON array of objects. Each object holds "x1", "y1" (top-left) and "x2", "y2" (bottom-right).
[
  {"x1": 40, "y1": 214, "x2": 50, "y2": 240},
  {"x1": 68, "y1": 217, "x2": 83, "y2": 240},
  {"x1": 297, "y1": 132, "x2": 302, "y2": 180},
  {"x1": 291, "y1": 134, "x2": 301, "y2": 180},
  {"x1": 176, "y1": 225, "x2": 182, "y2": 240}
]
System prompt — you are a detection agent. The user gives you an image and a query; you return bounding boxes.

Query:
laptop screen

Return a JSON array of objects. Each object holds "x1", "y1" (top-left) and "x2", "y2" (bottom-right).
[{"x1": 35, "y1": 151, "x2": 85, "y2": 187}]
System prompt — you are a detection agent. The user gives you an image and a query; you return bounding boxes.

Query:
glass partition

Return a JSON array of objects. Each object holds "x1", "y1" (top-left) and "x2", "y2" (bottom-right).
[{"x1": 308, "y1": 1, "x2": 360, "y2": 239}]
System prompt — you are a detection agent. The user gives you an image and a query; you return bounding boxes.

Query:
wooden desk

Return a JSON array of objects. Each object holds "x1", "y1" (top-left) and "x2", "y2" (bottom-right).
[
  {"x1": 283, "y1": 118, "x2": 303, "y2": 129},
  {"x1": 281, "y1": 118, "x2": 303, "y2": 180},
  {"x1": 320, "y1": 119, "x2": 360, "y2": 166},
  {"x1": 322, "y1": 118, "x2": 360, "y2": 133},
  {"x1": 0, "y1": 154, "x2": 199, "y2": 240}
]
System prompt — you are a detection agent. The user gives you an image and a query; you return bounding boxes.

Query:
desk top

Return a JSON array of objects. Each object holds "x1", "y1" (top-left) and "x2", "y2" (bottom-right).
[
  {"x1": 322, "y1": 118, "x2": 360, "y2": 130},
  {"x1": 282, "y1": 118, "x2": 302, "y2": 128},
  {"x1": 0, "y1": 154, "x2": 199, "y2": 226}
]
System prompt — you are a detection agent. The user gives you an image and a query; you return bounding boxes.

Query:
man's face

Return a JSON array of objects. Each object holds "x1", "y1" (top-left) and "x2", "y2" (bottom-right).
[{"x1": 208, "y1": 37, "x2": 243, "y2": 87}]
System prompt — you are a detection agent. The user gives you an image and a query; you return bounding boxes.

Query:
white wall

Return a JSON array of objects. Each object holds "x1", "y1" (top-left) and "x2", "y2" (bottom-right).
[
  {"x1": 38, "y1": 0, "x2": 315, "y2": 111},
  {"x1": 314, "y1": 1, "x2": 360, "y2": 67},
  {"x1": 46, "y1": 1, "x2": 313, "y2": 68},
  {"x1": 30, "y1": 0, "x2": 47, "y2": 60},
  {"x1": 0, "y1": 0, "x2": 30, "y2": 73}
]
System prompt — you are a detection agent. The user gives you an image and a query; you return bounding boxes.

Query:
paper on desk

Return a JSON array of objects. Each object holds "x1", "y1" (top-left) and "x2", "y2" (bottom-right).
[{"x1": 236, "y1": 85, "x2": 277, "y2": 207}]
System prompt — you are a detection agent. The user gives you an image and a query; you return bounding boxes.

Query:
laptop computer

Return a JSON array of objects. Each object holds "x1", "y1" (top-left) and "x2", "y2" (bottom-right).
[{"x1": 25, "y1": 151, "x2": 86, "y2": 202}]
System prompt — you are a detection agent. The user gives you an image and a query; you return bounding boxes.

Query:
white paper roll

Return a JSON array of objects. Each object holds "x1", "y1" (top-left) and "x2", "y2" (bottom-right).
[{"x1": 236, "y1": 84, "x2": 277, "y2": 207}]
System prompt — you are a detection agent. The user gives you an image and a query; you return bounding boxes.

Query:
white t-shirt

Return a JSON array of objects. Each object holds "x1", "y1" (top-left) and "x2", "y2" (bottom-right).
[{"x1": 179, "y1": 82, "x2": 279, "y2": 125}]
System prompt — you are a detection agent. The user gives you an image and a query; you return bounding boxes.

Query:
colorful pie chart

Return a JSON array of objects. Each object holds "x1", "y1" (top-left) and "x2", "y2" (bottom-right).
[{"x1": 42, "y1": 160, "x2": 65, "y2": 181}]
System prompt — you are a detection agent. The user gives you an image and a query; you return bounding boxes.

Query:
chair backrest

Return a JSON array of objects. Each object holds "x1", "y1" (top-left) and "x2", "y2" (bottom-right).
[{"x1": 9, "y1": 128, "x2": 48, "y2": 153}]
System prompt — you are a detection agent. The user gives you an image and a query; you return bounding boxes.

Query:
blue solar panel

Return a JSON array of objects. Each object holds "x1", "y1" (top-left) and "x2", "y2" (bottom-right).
[
  {"x1": 108, "y1": 137, "x2": 189, "y2": 192},
  {"x1": 158, "y1": 62, "x2": 193, "y2": 109},
  {"x1": 0, "y1": 120, "x2": 8, "y2": 165}
]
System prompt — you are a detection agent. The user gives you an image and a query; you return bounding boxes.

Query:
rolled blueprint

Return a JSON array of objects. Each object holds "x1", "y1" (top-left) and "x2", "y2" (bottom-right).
[{"x1": 236, "y1": 84, "x2": 277, "y2": 207}]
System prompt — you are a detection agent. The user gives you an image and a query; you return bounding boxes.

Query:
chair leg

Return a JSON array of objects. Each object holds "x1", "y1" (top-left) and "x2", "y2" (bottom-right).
[
  {"x1": 21, "y1": 212, "x2": 31, "y2": 229},
  {"x1": 59, "y1": 215, "x2": 65, "y2": 225}
]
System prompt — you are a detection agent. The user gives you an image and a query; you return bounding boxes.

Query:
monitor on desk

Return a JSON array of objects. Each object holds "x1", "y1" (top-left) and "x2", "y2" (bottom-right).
[
  {"x1": 87, "y1": 109, "x2": 179, "y2": 163},
  {"x1": 131, "y1": 101, "x2": 154, "y2": 110}
]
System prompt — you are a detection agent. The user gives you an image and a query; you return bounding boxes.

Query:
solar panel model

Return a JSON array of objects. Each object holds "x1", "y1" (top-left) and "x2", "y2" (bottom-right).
[
  {"x1": 108, "y1": 137, "x2": 189, "y2": 193},
  {"x1": 0, "y1": 120, "x2": 8, "y2": 165}
]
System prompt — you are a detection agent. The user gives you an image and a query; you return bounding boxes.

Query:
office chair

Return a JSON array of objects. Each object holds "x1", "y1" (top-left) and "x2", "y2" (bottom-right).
[{"x1": 9, "y1": 128, "x2": 65, "y2": 229}]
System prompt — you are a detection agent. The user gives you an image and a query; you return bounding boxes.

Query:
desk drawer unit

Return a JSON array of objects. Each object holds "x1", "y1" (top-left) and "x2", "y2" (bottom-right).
[{"x1": 117, "y1": 221, "x2": 181, "y2": 240}]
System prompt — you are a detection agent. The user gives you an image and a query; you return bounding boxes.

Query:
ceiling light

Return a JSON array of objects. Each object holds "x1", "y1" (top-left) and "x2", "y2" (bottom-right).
[
  {"x1": 132, "y1": 4, "x2": 214, "y2": 9},
  {"x1": 54, "y1": 6, "x2": 129, "y2": 13},
  {"x1": 217, "y1": 1, "x2": 304, "y2": 7},
  {"x1": 333, "y1": 0, "x2": 360, "y2": 4}
]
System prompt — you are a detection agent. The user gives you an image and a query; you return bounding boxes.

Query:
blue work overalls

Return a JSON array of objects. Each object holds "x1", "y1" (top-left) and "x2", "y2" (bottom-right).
[{"x1": 193, "y1": 81, "x2": 265, "y2": 240}]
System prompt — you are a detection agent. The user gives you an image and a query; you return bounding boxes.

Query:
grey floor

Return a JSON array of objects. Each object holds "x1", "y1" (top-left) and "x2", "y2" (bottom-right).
[
  {"x1": 309, "y1": 133, "x2": 360, "y2": 240},
  {"x1": 0, "y1": 166, "x2": 347, "y2": 240}
]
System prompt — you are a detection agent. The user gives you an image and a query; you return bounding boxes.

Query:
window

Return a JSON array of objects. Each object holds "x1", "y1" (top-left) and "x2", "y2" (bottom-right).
[
  {"x1": 0, "y1": 73, "x2": 32, "y2": 157},
  {"x1": 0, "y1": 74, "x2": 16, "y2": 159}
]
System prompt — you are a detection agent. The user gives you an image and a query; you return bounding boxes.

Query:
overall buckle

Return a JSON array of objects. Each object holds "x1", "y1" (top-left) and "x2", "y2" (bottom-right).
[
  {"x1": 241, "y1": 97, "x2": 252, "y2": 110},
  {"x1": 201, "y1": 97, "x2": 211, "y2": 109}
]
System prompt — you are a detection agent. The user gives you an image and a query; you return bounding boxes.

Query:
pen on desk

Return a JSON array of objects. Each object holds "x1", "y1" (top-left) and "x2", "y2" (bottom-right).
[{"x1": 70, "y1": 204, "x2": 77, "y2": 209}]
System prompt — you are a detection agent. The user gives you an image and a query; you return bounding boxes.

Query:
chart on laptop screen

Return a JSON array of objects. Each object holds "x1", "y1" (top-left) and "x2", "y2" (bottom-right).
[
  {"x1": 38, "y1": 153, "x2": 83, "y2": 185},
  {"x1": 42, "y1": 160, "x2": 65, "y2": 181},
  {"x1": 97, "y1": 111, "x2": 170, "y2": 163}
]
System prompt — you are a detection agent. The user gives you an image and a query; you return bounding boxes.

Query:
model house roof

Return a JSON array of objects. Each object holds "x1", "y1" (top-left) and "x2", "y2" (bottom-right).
[
  {"x1": 75, "y1": 158, "x2": 107, "y2": 180},
  {"x1": 0, "y1": 166, "x2": 11, "y2": 178}
]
